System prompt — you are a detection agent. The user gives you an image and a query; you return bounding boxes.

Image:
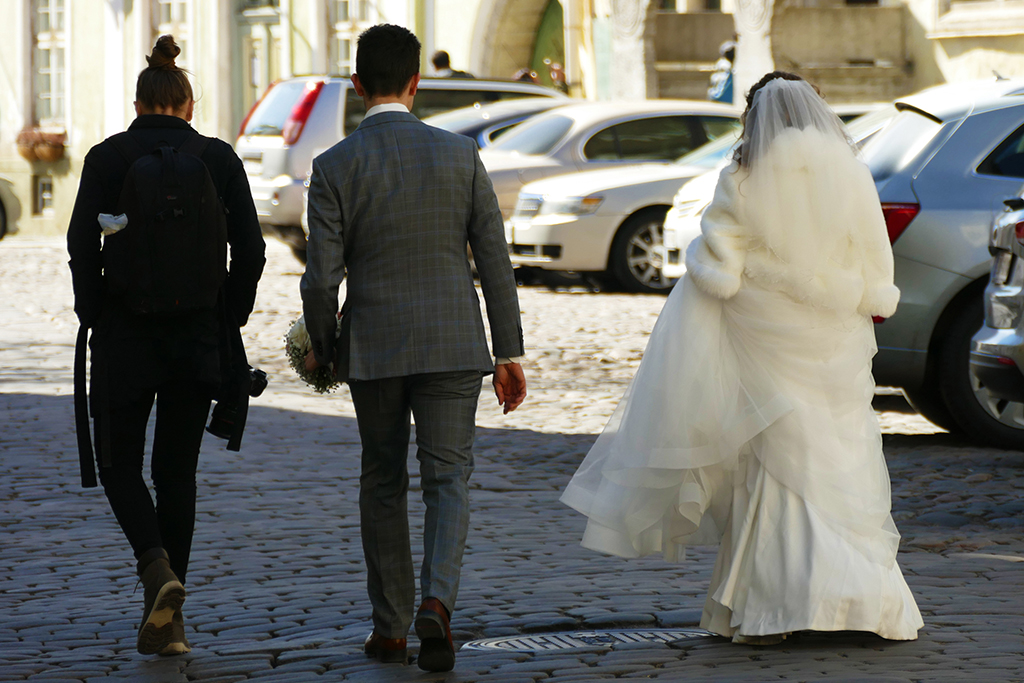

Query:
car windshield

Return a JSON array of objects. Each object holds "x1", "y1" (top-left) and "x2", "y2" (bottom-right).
[
  {"x1": 424, "y1": 99, "x2": 555, "y2": 130},
  {"x1": 243, "y1": 80, "x2": 311, "y2": 136},
  {"x1": 490, "y1": 114, "x2": 574, "y2": 155},
  {"x1": 860, "y1": 108, "x2": 944, "y2": 182},
  {"x1": 674, "y1": 131, "x2": 740, "y2": 168}
]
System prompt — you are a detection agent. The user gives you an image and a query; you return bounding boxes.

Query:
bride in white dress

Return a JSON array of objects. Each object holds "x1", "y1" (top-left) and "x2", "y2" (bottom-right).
[{"x1": 560, "y1": 72, "x2": 923, "y2": 644}]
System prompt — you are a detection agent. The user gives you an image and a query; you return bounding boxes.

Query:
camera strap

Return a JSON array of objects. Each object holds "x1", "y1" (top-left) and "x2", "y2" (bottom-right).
[{"x1": 74, "y1": 325, "x2": 98, "y2": 487}]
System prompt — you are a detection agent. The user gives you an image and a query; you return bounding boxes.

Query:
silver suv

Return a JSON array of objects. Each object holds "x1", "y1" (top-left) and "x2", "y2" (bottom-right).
[
  {"x1": 235, "y1": 76, "x2": 566, "y2": 258},
  {"x1": 858, "y1": 78, "x2": 1024, "y2": 448}
]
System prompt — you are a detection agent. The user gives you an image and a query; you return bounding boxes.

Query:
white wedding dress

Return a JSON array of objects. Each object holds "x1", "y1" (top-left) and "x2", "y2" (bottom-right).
[{"x1": 561, "y1": 79, "x2": 923, "y2": 641}]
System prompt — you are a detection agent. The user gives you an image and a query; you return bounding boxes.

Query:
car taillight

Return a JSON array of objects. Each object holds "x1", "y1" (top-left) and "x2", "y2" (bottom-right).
[
  {"x1": 1015, "y1": 221, "x2": 1024, "y2": 244},
  {"x1": 880, "y1": 203, "x2": 919, "y2": 244},
  {"x1": 282, "y1": 81, "x2": 324, "y2": 146},
  {"x1": 238, "y1": 81, "x2": 277, "y2": 139}
]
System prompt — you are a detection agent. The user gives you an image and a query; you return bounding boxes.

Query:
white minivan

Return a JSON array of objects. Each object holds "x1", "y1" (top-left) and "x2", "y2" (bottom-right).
[{"x1": 235, "y1": 76, "x2": 567, "y2": 259}]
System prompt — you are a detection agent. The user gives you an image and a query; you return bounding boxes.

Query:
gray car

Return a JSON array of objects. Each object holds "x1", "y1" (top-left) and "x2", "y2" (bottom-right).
[{"x1": 860, "y1": 78, "x2": 1024, "y2": 448}]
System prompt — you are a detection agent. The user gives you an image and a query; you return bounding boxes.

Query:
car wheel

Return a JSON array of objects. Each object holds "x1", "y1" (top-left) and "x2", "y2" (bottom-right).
[
  {"x1": 937, "y1": 298, "x2": 1024, "y2": 449},
  {"x1": 608, "y1": 208, "x2": 674, "y2": 294}
]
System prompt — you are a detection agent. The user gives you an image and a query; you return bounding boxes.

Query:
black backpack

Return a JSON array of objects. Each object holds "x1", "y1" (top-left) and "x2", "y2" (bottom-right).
[{"x1": 103, "y1": 132, "x2": 227, "y2": 314}]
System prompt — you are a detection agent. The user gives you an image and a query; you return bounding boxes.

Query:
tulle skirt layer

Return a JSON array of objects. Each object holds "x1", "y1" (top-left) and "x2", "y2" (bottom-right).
[{"x1": 560, "y1": 276, "x2": 923, "y2": 639}]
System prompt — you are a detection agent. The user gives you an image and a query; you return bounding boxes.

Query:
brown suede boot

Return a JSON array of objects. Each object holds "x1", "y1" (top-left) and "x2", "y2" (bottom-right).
[{"x1": 136, "y1": 548, "x2": 186, "y2": 655}]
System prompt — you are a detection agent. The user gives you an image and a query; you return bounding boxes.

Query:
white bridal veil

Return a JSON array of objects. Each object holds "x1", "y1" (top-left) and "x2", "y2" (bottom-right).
[{"x1": 740, "y1": 78, "x2": 871, "y2": 308}]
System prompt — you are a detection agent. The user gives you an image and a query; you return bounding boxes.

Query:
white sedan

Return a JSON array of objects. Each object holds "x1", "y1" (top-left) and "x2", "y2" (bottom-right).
[
  {"x1": 480, "y1": 100, "x2": 741, "y2": 221},
  {"x1": 506, "y1": 132, "x2": 738, "y2": 293}
]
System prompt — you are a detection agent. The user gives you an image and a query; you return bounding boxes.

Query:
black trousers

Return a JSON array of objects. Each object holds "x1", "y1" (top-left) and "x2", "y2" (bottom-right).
[{"x1": 95, "y1": 378, "x2": 212, "y2": 583}]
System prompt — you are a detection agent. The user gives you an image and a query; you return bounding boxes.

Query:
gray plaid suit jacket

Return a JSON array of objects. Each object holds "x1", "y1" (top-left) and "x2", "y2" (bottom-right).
[{"x1": 300, "y1": 110, "x2": 524, "y2": 381}]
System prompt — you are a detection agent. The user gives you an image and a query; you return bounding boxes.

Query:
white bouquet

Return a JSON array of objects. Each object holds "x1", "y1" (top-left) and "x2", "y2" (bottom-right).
[{"x1": 285, "y1": 314, "x2": 341, "y2": 394}]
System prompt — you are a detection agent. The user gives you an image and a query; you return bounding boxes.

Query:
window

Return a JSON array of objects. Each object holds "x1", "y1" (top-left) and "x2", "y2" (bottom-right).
[
  {"x1": 979, "y1": 123, "x2": 1024, "y2": 179},
  {"x1": 583, "y1": 116, "x2": 700, "y2": 162},
  {"x1": 335, "y1": 37, "x2": 353, "y2": 75},
  {"x1": 860, "y1": 109, "x2": 943, "y2": 183},
  {"x1": 490, "y1": 114, "x2": 574, "y2": 155},
  {"x1": 154, "y1": 1, "x2": 191, "y2": 69},
  {"x1": 582, "y1": 127, "x2": 618, "y2": 160},
  {"x1": 34, "y1": 0, "x2": 66, "y2": 125},
  {"x1": 33, "y1": 175, "x2": 54, "y2": 215},
  {"x1": 331, "y1": 0, "x2": 373, "y2": 76},
  {"x1": 701, "y1": 117, "x2": 740, "y2": 142}
]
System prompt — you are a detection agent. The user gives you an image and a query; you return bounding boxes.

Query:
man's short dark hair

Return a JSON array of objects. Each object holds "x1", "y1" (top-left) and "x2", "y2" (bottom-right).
[
  {"x1": 356, "y1": 25, "x2": 421, "y2": 98},
  {"x1": 431, "y1": 50, "x2": 451, "y2": 70}
]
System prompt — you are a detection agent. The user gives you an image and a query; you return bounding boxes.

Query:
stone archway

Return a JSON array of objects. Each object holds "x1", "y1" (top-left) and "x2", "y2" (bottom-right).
[{"x1": 470, "y1": 0, "x2": 556, "y2": 80}]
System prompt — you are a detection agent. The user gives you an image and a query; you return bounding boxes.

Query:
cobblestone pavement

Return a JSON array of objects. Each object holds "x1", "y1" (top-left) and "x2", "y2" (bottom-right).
[{"x1": 1, "y1": 237, "x2": 1022, "y2": 682}]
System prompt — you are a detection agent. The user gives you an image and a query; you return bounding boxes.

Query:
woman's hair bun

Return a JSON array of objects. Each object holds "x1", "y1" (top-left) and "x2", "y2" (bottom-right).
[{"x1": 146, "y1": 35, "x2": 180, "y2": 69}]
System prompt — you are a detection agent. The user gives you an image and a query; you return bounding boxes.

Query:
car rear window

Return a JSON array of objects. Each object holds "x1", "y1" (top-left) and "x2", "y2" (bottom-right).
[
  {"x1": 859, "y1": 109, "x2": 943, "y2": 182},
  {"x1": 243, "y1": 80, "x2": 312, "y2": 136},
  {"x1": 979, "y1": 122, "x2": 1024, "y2": 179},
  {"x1": 490, "y1": 114, "x2": 574, "y2": 155}
]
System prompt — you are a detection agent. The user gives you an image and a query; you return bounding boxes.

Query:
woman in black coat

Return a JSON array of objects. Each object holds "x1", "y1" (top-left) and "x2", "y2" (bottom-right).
[{"x1": 67, "y1": 35, "x2": 265, "y2": 656}]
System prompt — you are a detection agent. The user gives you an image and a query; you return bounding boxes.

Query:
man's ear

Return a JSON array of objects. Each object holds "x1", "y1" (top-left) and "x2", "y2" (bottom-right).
[
  {"x1": 351, "y1": 73, "x2": 366, "y2": 98},
  {"x1": 407, "y1": 73, "x2": 421, "y2": 98}
]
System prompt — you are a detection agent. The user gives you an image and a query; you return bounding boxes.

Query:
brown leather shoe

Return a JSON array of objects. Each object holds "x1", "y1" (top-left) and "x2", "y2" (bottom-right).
[
  {"x1": 364, "y1": 631, "x2": 408, "y2": 664},
  {"x1": 415, "y1": 598, "x2": 455, "y2": 672}
]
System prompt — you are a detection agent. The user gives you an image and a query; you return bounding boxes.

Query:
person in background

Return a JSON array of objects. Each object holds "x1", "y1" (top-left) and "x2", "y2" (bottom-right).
[
  {"x1": 512, "y1": 68, "x2": 540, "y2": 84},
  {"x1": 431, "y1": 50, "x2": 474, "y2": 79},
  {"x1": 708, "y1": 40, "x2": 736, "y2": 104}
]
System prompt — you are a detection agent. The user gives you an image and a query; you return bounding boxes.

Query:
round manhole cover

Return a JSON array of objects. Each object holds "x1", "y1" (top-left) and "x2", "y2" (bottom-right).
[{"x1": 462, "y1": 628, "x2": 714, "y2": 652}]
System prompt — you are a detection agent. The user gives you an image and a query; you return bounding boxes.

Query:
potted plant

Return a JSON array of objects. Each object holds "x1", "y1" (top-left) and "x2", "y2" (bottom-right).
[
  {"x1": 16, "y1": 127, "x2": 67, "y2": 162},
  {"x1": 15, "y1": 128, "x2": 40, "y2": 162},
  {"x1": 34, "y1": 130, "x2": 67, "y2": 162}
]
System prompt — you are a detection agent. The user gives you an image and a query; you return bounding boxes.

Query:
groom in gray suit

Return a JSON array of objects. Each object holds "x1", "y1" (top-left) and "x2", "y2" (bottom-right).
[{"x1": 300, "y1": 24, "x2": 526, "y2": 672}]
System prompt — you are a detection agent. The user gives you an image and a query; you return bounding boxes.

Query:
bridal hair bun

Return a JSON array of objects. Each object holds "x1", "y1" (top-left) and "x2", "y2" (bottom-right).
[{"x1": 147, "y1": 35, "x2": 181, "y2": 69}]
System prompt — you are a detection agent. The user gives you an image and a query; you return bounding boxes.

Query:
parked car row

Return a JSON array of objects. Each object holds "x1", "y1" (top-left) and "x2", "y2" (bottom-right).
[
  {"x1": 238, "y1": 71, "x2": 1024, "y2": 447},
  {"x1": 503, "y1": 102, "x2": 887, "y2": 293}
]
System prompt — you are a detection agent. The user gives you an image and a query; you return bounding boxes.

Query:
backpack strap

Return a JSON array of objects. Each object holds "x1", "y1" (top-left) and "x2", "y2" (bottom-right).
[{"x1": 177, "y1": 133, "x2": 212, "y2": 160}]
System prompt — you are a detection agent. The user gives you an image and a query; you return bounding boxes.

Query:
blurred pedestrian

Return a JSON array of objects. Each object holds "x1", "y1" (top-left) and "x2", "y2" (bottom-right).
[
  {"x1": 544, "y1": 58, "x2": 569, "y2": 93},
  {"x1": 431, "y1": 49, "x2": 474, "y2": 78},
  {"x1": 512, "y1": 67, "x2": 539, "y2": 84},
  {"x1": 302, "y1": 24, "x2": 526, "y2": 672},
  {"x1": 67, "y1": 35, "x2": 265, "y2": 656},
  {"x1": 562, "y1": 72, "x2": 923, "y2": 645},
  {"x1": 708, "y1": 40, "x2": 736, "y2": 103}
]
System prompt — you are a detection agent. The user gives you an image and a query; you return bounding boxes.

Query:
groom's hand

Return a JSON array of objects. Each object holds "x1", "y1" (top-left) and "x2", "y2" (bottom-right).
[
  {"x1": 305, "y1": 349, "x2": 322, "y2": 373},
  {"x1": 493, "y1": 362, "x2": 526, "y2": 414}
]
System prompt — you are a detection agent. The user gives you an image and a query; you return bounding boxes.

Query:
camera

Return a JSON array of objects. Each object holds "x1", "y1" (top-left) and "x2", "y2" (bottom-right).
[{"x1": 207, "y1": 366, "x2": 268, "y2": 442}]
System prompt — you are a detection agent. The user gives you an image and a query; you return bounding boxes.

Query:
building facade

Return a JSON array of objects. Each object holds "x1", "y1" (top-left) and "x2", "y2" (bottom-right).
[{"x1": 2, "y1": 0, "x2": 1024, "y2": 237}]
